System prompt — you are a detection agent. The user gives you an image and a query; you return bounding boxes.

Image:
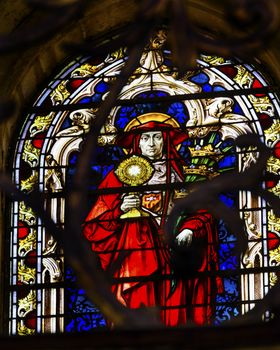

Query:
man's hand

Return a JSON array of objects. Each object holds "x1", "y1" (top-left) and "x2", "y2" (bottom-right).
[
  {"x1": 175, "y1": 228, "x2": 193, "y2": 247},
  {"x1": 120, "y1": 194, "x2": 141, "y2": 213}
]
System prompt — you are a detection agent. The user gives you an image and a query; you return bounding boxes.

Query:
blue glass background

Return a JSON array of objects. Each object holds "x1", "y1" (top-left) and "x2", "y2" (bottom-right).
[
  {"x1": 115, "y1": 91, "x2": 189, "y2": 130},
  {"x1": 65, "y1": 267, "x2": 107, "y2": 332},
  {"x1": 63, "y1": 76, "x2": 242, "y2": 329}
]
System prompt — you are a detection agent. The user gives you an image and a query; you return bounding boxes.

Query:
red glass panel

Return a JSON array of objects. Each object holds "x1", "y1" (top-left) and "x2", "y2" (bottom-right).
[
  {"x1": 32, "y1": 133, "x2": 46, "y2": 149},
  {"x1": 268, "y1": 231, "x2": 280, "y2": 250},
  {"x1": 18, "y1": 221, "x2": 29, "y2": 239},
  {"x1": 258, "y1": 113, "x2": 273, "y2": 130}
]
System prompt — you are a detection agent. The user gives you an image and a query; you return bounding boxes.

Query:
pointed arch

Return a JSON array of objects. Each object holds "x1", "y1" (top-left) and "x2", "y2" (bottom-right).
[{"x1": 8, "y1": 35, "x2": 280, "y2": 333}]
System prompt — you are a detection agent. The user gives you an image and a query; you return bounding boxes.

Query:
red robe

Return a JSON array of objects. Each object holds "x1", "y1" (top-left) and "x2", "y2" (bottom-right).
[{"x1": 83, "y1": 170, "x2": 223, "y2": 326}]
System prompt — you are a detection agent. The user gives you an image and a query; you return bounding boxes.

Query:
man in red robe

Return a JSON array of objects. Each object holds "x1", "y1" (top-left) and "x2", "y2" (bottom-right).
[{"x1": 83, "y1": 119, "x2": 223, "y2": 326}]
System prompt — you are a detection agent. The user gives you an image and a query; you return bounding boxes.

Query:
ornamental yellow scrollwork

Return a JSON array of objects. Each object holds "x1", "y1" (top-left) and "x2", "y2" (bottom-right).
[
  {"x1": 50, "y1": 80, "x2": 70, "y2": 104},
  {"x1": 268, "y1": 211, "x2": 280, "y2": 233},
  {"x1": 248, "y1": 95, "x2": 274, "y2": 116},
  {"x1": 269, "y1": 245, "x2": 280, "y2": 287},
  {"x1": 22, "y1": 141, "x2": 40, "y2": 167},
  {"x1": 200, "y1": 55, "x2": 226, "y2": 66},
  {"x1": 20, "y1": 172, "x2": 38, "y2": 193},
  {"x1": 18, "y1": 262, "x2": 36, "y2": 284},
  {"x1": 183, "y1": 165, "x2": 220, "y2": 180},
  {"x1": 18, "y1": 290, "x2": 36, "y2": 317},
  {"x1": 270, "y1": 245, "x2": 280, "y2": 264},
  {"x1": 29, "y1": 113, "x2": 54, "y2": 137},
  {"x1": 128, "y1": 67, "x2": 143, "y2": 84},
  {"x1": 17, "y1": 323, "x2": 35, "y2": 336},
  {"x1": 71, "y1": 63, "x2": 99, "y2": 77},
  {"x1": 266, "y1": 139, "x2": 280, "y2": 196},
  {"x1": 270, "y1": 272, "x2": 278, "y2": 287},
  {"x1": 19, "y1": 202, "x2": 36, "y2": 226},
  {"x1": 268, "y1": 183, "x2": 280, "y2": 197},
  {"x1": 264, "y1": 121, "x2": 280, "y2": 144},
  {"x1": 233, "y1": 66, "x2": 254, "y2": 88},
  {"x1": 267, "y1": 156, "x2": 280, "y2": 175},
  {"x1": 110, "y1": 47, "x2": 126, "y2": 61},
  {"x1": 18, "y1": 231, "x2": 36, "y2": 257}
]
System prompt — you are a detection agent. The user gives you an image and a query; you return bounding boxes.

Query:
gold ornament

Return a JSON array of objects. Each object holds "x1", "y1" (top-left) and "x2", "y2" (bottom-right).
[
  {"x1": 115, "y1": 155, "x2": 154, "y2": 219},
  {"x1": 29, "y1": 113, "x2": 54, "y2": 137},
  {"x1": 22, "y1": 141, "x2": 40, "y2": 167},
  {"x1": 50, "y1": 81, "x2": 70, "y2": 104},
  {"x1": 72, "y1": 63, "x2": 99, "y2": 77},
  {"x1": 248, "y1": 95, "x2": 274, "y2": 116},
  {"x1": 233, "y1": 66, "x2": 254, "y2": 88},
  {"x1": 17, "y1": 323, "x2": 35, "y2": 336},
  {"x1": 265, "y1": 121, "x2": 280, "y2": 144},
  {"x1": 124, "y1": 113, "x2": 179, "y2": 132},
  {"x1": 269, "y1": 244, "x2": 280, "y2": 287},
  {"x1": 268, "y1": 183, "x2": 280, "y2": 197},
  {"x1": 18, "y1": 290, "x2": 36, "y2": 317},
  {"x1": 268, "y1": 211, "x2": 280, "y2": 233},
  {"x1": 189, "y1": 144, "x2": 223, "y2": 160},
  {"x1": 18, "y1": 262, "x2": 36, "y2": 284},
  {"x1": 116, "y1": 155, "x2": 153, "y2": 186},
  {"x1": 267, "y1": 156, "x2": 280, "y2": 175},
  {"x1": 200, "y1": 55, "x2": 225, "y2": 66},
  {"x1": 20, "y1": 172, "x2": 38, "y2": 193},
  {"x1": 183, "y1": 165, "x2": 219, "y2": 180},
  {"x1": 19, "y1": 202, "x2": 36, "y2": 226},
  {"x1": 18, "y1": 231, "x2": 36, "y2": 257}
]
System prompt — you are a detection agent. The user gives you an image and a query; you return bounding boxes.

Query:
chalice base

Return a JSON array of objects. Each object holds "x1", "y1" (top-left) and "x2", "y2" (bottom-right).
[{"x1": 120, "y1": 207, "x2": 150, "y2": 219}]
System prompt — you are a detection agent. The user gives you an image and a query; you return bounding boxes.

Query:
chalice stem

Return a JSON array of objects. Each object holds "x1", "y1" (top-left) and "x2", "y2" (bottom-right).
[{"x1": 120, "y1": 192, "x2": 150, "y2": 219}]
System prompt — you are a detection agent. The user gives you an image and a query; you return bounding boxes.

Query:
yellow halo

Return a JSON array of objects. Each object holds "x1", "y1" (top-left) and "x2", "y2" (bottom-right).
[
  {"x1": 122, "y1": 113, "x2": 182, "y2": 153},
  {"x1": 124, "y1": 112, "x2": 180, "y2": 132}
]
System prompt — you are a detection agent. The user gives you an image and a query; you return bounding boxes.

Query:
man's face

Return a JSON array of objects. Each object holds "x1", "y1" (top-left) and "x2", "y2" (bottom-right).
[{"x1": 139, "y1": 131, "x2": 163, "y2": 160}]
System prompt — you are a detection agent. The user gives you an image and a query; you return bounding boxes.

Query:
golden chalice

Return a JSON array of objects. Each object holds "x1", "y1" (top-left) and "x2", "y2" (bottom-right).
[{"x1": 115, "y1": 155, "x2": 154, "y2": 219}]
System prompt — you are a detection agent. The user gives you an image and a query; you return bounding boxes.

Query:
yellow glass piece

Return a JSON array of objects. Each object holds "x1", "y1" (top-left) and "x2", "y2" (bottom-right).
[
  {"x1": 20, "y1": 172, "x2": 38, "y2": 192},
  {"x1": 72, "y1": 63, "x2": 99, "y2": 77},
  {"x1": 233, "y1": 65, "x2": 254, "y2": 88},
  {"x1": 18, "y1": 262, "x2": 36, "y2": 284},
  {"x1": 17, "y1": 323, "x2": 35, "y2": 336},
  {"x1": 30, "y1": 113, "x2": 54, "y2": 137},
  {"x1": 115, "y1": 155, "x2": 154, "y2": 219},
  {"x1": 50, "y1": 81, "x2": 70, "y2": 104},
  {"x1": 18, "y1": 231, "x2": 36, "y2": 257},
  {"x1": 19, "y1": 202, "x2": 36, "y2": 226},
  {"x1": 248, "y1": 95, "x2": 273, "y2": 115},
  {"x1": 201, "y1": 55, "x2": 225, "y2": 66},
  {"x1": 268, "y1": 211, "x2": 280, "y2": 233},
  {"x1": 22, "y1": 141, "x2": 40, "y2": 167},
  {"x1": 18, "y1": 290, "x2": 36, "y2": 317},
  {"x1": 124, "y1": 112, "x2": 179, "y2": 132},
  {"x1": 265, "y1": 121, "x2": 280, "y2": 144},
  {"x1": 115, "y1": 155, "x2": 153, "y2": 186}
]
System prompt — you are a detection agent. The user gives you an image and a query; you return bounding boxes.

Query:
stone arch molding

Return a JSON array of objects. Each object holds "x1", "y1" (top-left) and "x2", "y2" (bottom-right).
[
  {"x1": 9, "y1": 36, "x2": 280, "y2": 334},
  {"x1": 46, "y1": 47, "x2": 267, "y2": 312}
]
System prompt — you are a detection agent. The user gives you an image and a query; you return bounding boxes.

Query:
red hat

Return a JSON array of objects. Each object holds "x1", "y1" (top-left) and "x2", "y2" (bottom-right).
[{"x1": 117, "y1": 121, "x2": 188, "y2": 149}]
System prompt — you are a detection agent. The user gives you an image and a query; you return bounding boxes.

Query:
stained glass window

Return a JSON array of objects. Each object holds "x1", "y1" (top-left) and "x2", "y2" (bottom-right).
[{"x1": 8, "y1": 31, "x2": 280, "y2": 334}]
